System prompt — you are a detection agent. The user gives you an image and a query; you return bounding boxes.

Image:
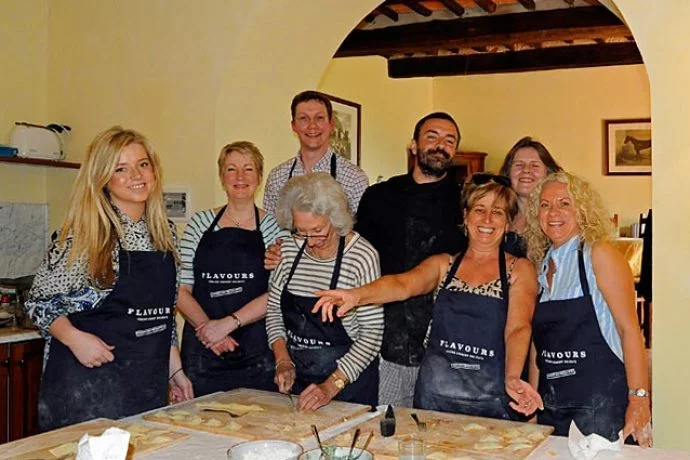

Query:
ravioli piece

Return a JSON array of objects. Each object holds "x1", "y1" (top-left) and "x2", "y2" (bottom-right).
[
  {"x1": 507, "y1": 436, "x2": 531, "y2": 445},
  {"x1": 204, "y1": 418, "x2": 223, "y2": 427},
  {"x1": 148, "y1": 435, "x2": 173, "y2": 445},
  {"x1": 473, "y1": 442, "x2": 503, "y2": 450},
  {"x1": 503, "y1": 428, "x2": 522, "y2": 438},
  {"x1": 150, "y1": 410, "x2": 169, "y2": 419},
  {"x1": 506, "y1": 443, "x2": 533, "y2": 451},
  {"x1": 463, "y1": 422, "x2": 488, "y2": 431},
  {"x1": 526, "y1": 431, "x2": 546, "y2": 441},
  {"x1": 479, "y1": 434, "x2": 503, "y2": 443},
  {"x1": 49, "y1": 442, "x2": 78, "y2": 457},
  {"x1": 170, "y1": 410, "x2": 192, "y2": 417},
  {"x1": 186, "y1": 415, "x2": 203, "y2": 425},
  {"x1": 223, "y1": 420, "x2": 242, "y2": 431}
]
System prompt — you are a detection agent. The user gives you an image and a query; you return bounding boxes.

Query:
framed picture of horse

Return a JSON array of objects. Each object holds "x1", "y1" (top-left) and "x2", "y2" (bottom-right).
[{"x1": 604, "y1": 118, "x2": 652, "y2": 175}]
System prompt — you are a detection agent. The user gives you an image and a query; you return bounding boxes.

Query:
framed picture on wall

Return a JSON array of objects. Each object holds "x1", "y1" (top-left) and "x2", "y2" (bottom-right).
[
  {"x1": 604, "y1": 118, "x2": 652, "y2": 175},
  {"x1": 323, "y1": 93, "x2": 361, "y2": 166},
  {"x1": 163, "y1": 187, "x2": 191, "y2": 222}
]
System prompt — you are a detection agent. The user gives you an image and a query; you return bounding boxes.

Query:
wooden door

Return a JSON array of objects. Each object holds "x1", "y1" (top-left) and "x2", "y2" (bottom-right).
[
  {"x1": 0, "y1": 343, "x2": 9, "y2": 444},
  {"x1": 9, "y1": 339, "x2": 44, "y2": 441}
]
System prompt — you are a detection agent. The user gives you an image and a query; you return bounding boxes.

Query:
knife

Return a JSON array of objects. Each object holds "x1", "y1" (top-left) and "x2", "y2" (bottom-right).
[
  {"x1": 380, "y1": 404, "x2": 396, "y2": 437},
  {"x1": 286, "y1": 392, "x2": 296, "y2": 411}
]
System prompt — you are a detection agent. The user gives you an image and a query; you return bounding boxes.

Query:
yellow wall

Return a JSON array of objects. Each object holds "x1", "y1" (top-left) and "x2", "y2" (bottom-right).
[
  {"x1": 318, "y1": 56, "x2": 432, "y2": 181},
  {"x1": 45, "y1": 0, "x2": 250, "y2": 216},
  {"x1": 433, "y1": 65, "x2": 651, "y2": 228},
  {"x1": 0, "y1": 0, "x2": 48, "y2": 205},
  {"x1": 614, "y1": 0, "x2": 690, "y2": 449}
]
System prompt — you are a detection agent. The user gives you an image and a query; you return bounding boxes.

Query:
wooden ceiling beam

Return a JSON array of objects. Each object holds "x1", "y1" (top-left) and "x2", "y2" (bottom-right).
[
  {"x1": 439, "y1": 0, "x2": 466, "y2": 17},
  {"x1": 474, "y1": 0, "x2": 497, "y2": 14},
  {"x1": 337, "y1": 6, "x2": 630, "y2": 57},
  {"x1": 387, "y1": 42, "x2": 642, "y2": 78},
  {"x1": 400, "y1": 0, "x2": 433, "y2": 17},
  {"x1": 377, "y1": 5, "x2": 399, "y2": 22},
  {"x1": 517, "y1": 0, "x2": 536, "y2": 11}
]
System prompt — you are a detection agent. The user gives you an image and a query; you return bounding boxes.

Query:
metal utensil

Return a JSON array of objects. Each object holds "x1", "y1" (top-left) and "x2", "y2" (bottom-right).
[
  {"x1": 346, "y1": 428, "x2": 361, "y2": 460},
  {"x1": 287, "y1": 392, "x2": 296, "y2": 411},
  {"x1": 311, "y1": 424, "x2": 329, "y2": 460},
  {"x1": 410, "y1": 412, "x2": 427, "y2": 432},
  {"x1": 200, "y1": 407, "x2": 241, "y2": 418},
  {"x1": 350, "y1": 431, "x2": 374, "y2": 460}
]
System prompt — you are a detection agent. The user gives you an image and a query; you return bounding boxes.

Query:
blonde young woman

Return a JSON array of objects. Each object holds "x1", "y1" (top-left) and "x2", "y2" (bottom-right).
[
  {"x1": 525, "y1": 172, "x2": 651, "y2": 446},
  {"x1": 25, "y1": 126, "x2": 193, "y2": 431},
  {"x1": 177, "y1": 141, "x2": 280, "y2": 396}
]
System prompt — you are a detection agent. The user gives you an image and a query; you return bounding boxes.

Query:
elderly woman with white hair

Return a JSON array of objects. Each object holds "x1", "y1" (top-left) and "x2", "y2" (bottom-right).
[{"x1": 266, "y1": 172, "x2": 383, "y2": 410}]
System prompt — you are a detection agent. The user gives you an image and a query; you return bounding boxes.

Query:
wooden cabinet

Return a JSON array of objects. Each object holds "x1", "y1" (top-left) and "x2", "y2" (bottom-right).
[
  {"x1": 0, "y1": 339, "x2": 44, "y2": 443},
  {"x1": 407, "y1": 150, "x2": 487, "y2": 185}
]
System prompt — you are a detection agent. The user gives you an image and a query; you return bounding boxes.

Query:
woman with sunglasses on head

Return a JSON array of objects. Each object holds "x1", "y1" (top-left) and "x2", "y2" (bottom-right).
[
  {"x1": 315, "y1": 173, "x2": 542, "y2": 419},
  {"x1": 499, "y1": 137, "x2": 563, "y2": 257},
  {"x1": 266, "y1": 173, "x2": 383, "y2": 411},
  {"x1": 525, "y1": 172, "x2": 651, "y2": 446},
  {"x1": 25, "y1": 126, "x2": 193, "y2": 431},
  {"x1": 177, "y1": 141, "x2": 281, "y2": 396}
]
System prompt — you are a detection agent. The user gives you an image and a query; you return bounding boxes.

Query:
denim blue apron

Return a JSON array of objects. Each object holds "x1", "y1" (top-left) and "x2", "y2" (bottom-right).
[
  {"x1": 39, "y1": 248, "x2": 175, "y2": 431},
  {"x1": 414, "y1": 248, "x2": 516, "y2": 420},
  {"x1": 533, "y1": 245, "x2": 628, "y2": 441},
  {"x1": 181, "y1": 206, "x2": 274, "y2": 396},
  {"x1": 280, "y1": 236, "x2": 378, "y2": 406}
]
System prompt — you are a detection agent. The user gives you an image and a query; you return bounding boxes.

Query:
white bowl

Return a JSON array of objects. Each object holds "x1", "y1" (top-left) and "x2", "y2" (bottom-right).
[
  {"x1": 299, "y1": 446, "x2": 374, "y2": 460},
  {"x1": 227, "y1": 440, "x2": 303, "y2": 460}
]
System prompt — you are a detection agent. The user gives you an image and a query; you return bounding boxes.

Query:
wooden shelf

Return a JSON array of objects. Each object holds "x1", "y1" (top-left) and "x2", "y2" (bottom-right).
[{"x1": 0, "y1": 156, "x2": 80, "y2": 169}]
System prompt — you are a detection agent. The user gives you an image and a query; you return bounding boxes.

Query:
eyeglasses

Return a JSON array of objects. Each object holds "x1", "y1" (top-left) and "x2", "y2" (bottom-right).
[
  {"x1": 291, "y1": 224, "x2": 331, "y2": 241},
  {"x1": 470, "y1": 173, "x2": 511, "y2": 188}
]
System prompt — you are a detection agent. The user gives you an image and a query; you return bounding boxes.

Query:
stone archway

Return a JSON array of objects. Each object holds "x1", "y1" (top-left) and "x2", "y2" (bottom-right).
[{"x1": 215, "y1": 1, "x2": 690, "y2": 449}]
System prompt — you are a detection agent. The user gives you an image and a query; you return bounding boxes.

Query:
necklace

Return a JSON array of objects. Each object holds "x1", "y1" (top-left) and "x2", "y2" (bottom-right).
[{"x1": 221, "y1": 209, "x2": 253, "y2": 229}]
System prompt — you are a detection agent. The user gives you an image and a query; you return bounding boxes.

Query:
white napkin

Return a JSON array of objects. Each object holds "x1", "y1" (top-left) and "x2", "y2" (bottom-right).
[
  {"x1": 568, "y1": 421, "x2": 623, "y2": 459},
  {"x1": 75, "y1": 427, "x2": 131, "y2": 460}
]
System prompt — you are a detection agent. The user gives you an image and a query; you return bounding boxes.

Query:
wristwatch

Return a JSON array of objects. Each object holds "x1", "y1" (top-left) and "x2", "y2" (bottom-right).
[
  {"x1": 330, "y1": 373, "x2": 347, "y2": 391},
  {"x1": 628, "y1": 388, "x2": 650, "y2": 397}
]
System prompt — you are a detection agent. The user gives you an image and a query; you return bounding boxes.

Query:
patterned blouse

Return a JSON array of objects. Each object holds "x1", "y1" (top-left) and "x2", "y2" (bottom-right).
[{"x1": 25, "y1": 208, "x2": 180, "y2": 362}]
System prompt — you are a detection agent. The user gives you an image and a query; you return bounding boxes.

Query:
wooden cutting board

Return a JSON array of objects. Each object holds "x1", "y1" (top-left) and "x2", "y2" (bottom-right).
[
  {"x1": 143, "y1": 388, "x2": 371, "y2": 443},
  {"x1": 329, "y1": 407, "x2": 554, "y2": 459},
  {"x1": 0, "y1": 418, "x2": 189, "y2": 460}
]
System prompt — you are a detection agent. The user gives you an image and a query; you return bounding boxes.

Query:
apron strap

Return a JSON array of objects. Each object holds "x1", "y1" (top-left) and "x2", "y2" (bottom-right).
[
  {"x1": 330, "y1": 153, "x2": 337, "y2": 178},
  {"x1": 499, "y1": 245, "x2": 509, "y2": 307},
  {"x1": 288, "y1": 158, "x2": 298, "y2": 179},
  {"x1": 209, "y1": 205, "x2": 226, "y2": 233},
  {"x1": 329, "y1": 236, "x2": 346, "y2": 289},
  {"x1": 576, "y1": 242, "x2": 594, "y2": 307},
  {"x1": 253, "y1": 205, "x2": 261, "y2": 230},
  {"x1": 285, "y1": 235, "x2": 346, "y2": 290},
  {"x1": 289, "y1": 154, "x2": 336, "y2": 179},
  {"x1": 441, "y1": 251, "x2": 465, "y2": 289}
]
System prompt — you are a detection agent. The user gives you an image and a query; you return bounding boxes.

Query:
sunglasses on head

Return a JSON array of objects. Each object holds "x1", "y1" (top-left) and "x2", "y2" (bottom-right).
[{"x1": 470, "y1": 173, "x2": 511, "y2": 188}]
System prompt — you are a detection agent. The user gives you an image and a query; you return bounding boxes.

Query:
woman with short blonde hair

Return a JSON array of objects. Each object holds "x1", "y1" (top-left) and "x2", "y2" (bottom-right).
[
  {"x1": 178, "y1": 140, "x2": 280, "y2": 396},
  {"x1": 26, "y1": 126, "x2": 193, "y2": 431}
]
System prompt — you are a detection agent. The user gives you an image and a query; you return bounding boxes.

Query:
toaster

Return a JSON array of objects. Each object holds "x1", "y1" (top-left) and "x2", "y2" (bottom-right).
[{"x1": 10, "y1": 122, "x2": 71, "y2": 160}]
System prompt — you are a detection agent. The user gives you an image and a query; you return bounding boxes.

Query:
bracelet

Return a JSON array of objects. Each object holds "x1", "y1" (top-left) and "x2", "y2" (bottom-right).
[
  {"x1": 230, "y1": 313, "x2": 242, "y2": 329},
  {"x1": 168, "y1": 368, "x2": 183, "y2": 381},
  {"x1": 275, "y1": 359, "x2": 295, "y2": 371}
]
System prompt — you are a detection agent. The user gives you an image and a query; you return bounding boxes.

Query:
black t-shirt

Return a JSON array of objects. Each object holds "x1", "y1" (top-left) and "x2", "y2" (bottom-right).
[{"x1": 355, "y1": 173, "x2": 464, "y2": 366}]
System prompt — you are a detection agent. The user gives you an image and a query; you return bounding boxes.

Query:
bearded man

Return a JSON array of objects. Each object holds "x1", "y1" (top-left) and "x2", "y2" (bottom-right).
[{"x1": 355, "y1": 112, "x2": 465, "y2": 407}]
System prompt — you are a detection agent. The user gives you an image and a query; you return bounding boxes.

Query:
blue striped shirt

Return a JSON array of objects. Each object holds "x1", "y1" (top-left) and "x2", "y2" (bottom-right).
[{"x1": 538, "y1": 236, "x2": 623, "y2": 361}]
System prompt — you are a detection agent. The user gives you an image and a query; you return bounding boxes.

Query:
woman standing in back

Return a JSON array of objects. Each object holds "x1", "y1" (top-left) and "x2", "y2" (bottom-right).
[
  {"x1": 499, "y1": 136, "x2": 562, "y2": 256},
  {"x1": 26, "y1": 126, "x2": 193, "y2": 431}
]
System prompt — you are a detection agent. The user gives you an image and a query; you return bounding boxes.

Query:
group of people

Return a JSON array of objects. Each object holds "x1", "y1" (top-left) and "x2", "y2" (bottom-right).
[{"x1": 25, "y1": 89, "x2": 651, "y2": 447}]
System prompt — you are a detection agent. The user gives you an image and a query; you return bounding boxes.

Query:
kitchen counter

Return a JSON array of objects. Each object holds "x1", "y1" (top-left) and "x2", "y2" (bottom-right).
[
  {"x1": 1, "y1": 396, "x2": 687, "y2": 459},
  {"x1": 0, "y1": 325, "x2": 41, "y2": 344}
]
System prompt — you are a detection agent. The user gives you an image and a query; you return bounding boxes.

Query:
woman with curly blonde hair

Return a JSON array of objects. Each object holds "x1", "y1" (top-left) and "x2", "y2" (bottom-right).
[
  {"x1": 524, "y1": 171, "x2": 651, "y2": 446},
  {"x1": 26, "y1": 126, "x2": 193, "y2": 431}
]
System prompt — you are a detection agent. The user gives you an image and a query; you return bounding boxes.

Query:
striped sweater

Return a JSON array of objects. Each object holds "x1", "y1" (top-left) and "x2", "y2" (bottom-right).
[{"x1": 266, "y1": 232, "x2": 383, "y2": 383}]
